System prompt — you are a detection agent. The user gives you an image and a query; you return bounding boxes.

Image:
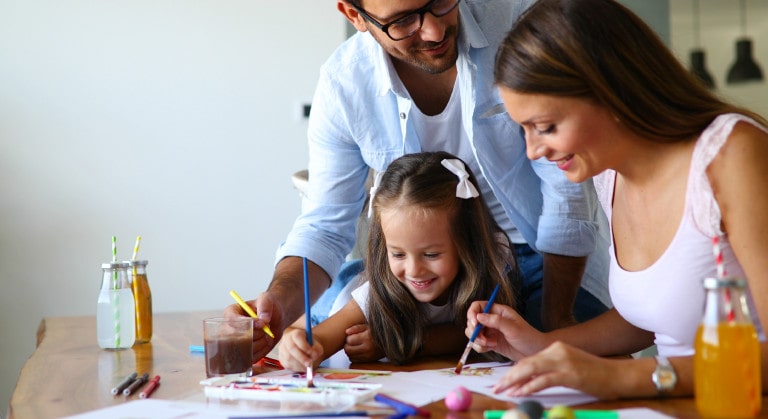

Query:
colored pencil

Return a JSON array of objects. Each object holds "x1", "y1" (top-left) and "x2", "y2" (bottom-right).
[
  {"x1": 229, "y1": 289, "x2": 275, "y2": 338},
  {"x1": 228, "y1": 411, "x2": 369, "y2": 419},
  {"x1": 374, "y1": 393, "x2": 431, "y2": 417}
]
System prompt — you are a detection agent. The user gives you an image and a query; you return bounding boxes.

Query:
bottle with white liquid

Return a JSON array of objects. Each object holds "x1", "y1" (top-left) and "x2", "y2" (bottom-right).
[{"x1": 97, "y1": 261, "x2": 136, "y2": 349}]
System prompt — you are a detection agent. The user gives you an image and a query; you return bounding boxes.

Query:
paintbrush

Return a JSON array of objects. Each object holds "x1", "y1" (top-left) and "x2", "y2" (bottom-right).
[
  {"x1": 454, "y1": 283, "x2": 501, "y2": 374},
  {"x1": 302, "y1": 257, "x2": 315, "y2": 387}
]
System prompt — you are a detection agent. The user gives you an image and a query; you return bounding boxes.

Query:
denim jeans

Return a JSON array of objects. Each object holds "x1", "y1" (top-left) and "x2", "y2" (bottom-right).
[{"x1": 515, "y1": 243, "x2": 608, "y2": 331}]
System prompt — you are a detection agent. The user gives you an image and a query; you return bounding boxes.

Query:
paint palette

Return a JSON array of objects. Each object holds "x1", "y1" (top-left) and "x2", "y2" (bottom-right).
[{"x1": 200, "y1": 375, "x2": 382, "y2": 404}]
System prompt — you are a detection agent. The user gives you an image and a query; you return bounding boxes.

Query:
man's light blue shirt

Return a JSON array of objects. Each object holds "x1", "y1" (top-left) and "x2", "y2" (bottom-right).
[{"x1": 276, "y1": 0, "x2": 611, "y2": 305}]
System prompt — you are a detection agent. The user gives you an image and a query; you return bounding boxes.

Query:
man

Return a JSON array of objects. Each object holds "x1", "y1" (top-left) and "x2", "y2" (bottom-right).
[{"x1": 227, "y1": 0, "x2": 611, "y2": 362}]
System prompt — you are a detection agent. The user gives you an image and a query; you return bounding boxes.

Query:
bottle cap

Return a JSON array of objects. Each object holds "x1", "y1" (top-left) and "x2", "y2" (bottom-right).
[
  {"x1": 101, "y1": 261, "x2": 129, "y2": 269},
  {"x1": 703, "y1": 277, "x2": 746, "y2": 289},
  {"x1": 126, "y1": 260, "x2": 148, "y2": 267}
]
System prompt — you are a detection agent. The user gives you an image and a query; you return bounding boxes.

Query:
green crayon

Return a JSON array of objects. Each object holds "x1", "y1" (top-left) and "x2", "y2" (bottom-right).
[{"x1": 483, "y1": 409, "x2": 619, "y2": 419}]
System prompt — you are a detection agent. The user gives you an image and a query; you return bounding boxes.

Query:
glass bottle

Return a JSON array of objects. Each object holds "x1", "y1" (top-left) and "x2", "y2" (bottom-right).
[
  {"x1": 97, "y1": 262, "x2": 135, "y2": 349},
  {"x1": 694, "y1": 277, "x2": 761, "y2": 418},
  {"x1": 127, "y1": 260, "x2": 153, "y2": 343}
]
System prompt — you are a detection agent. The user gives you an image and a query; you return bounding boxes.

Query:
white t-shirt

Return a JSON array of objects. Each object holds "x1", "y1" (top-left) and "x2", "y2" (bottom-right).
[
  {"x1": 408, "y1": 77, "x2": 525, "y2": 244},
  {"x1": 351, "y1": 281, "x2": 453, "y2": 324}
]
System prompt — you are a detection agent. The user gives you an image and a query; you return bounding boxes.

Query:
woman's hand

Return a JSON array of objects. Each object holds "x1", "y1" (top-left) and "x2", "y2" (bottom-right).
[
  {"x1": 466, "y1": 302, "x2": 549, "y2": 360},
  {"x1": 493, "y1": 341, "x2": 629, "y2": 400}
]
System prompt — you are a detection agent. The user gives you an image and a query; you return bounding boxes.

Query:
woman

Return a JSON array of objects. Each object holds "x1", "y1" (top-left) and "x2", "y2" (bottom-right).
[{"x1": 465, "y1": 0, "x2": 768, "y2": 400}]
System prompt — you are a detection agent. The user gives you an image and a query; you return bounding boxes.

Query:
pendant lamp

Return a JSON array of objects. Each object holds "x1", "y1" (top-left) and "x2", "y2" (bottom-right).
[
  {"x1": 688, "y1": 0, "x2": 715, "y2": 89},
  {"x1": 726, "y1": 0, "x2": 764, "y2": 84}
]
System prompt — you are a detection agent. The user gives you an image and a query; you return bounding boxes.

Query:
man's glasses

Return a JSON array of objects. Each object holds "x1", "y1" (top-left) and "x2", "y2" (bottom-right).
[{"x1": 350, "y1": 0, "x2": 460, "y2": 41}]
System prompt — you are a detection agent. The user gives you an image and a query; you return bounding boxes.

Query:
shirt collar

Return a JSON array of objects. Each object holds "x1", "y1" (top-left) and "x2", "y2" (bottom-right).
[{"x1": 458, "y1": 1, "x2": 489, "y2": 50}]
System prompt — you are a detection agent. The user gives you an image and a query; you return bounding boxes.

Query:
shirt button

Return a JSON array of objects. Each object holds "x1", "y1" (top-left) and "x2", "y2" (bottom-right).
[{"x1": 399, "y1": 112, "x2": 406, "y2": 119}]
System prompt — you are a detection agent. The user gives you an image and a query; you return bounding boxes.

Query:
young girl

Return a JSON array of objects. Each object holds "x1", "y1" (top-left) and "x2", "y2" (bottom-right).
[
  {"x1": 279, "y1": 151, "x2": 519, "y2": 369},
  {"x1": 465, "y1": 0, "x2": 768, "y2": 401}
]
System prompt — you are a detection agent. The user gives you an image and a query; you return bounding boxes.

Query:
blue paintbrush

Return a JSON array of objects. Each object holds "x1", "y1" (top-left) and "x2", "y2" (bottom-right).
[
  {"x1": 303, "y1": 257, "x2": 315, "y2": 387},
  {"x1": 454, "y1": 283, "x2": 501, "y2": 374}
]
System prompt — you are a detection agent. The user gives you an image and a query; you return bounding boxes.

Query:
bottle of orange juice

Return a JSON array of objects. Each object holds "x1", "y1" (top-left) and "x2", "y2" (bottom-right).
[
  {"x1": 694, "y1": 277, "x2": 761, "y2": 418},
  {"x1": 127, "y1": 259, "x2": 153, "y2": 344}
]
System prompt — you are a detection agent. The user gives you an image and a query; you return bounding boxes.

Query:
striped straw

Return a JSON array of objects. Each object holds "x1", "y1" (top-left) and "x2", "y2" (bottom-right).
[
  {"x1": 131, "y1": 235, "x2": 142, "y2": 278},
  {"x1": 711, "y1": 235, "x2": 734, "y2": 321},
  {"x1": 711, "y1": 235, "x2": 727, "y2": 279},
  {"x1": 131, "y1": 235, "x2": 142, "y2": 261},
  {"x1": 112, "y1": 236, "x2": 121, "y2": 347}
]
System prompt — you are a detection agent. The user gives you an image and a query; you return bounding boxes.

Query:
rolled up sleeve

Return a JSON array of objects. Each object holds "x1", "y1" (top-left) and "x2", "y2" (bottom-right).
[{"x1": 531, "y1": 157, "x2": 601, "y2": 257}]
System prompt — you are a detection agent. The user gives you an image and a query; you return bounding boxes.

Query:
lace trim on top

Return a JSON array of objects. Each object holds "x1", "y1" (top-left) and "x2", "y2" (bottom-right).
[{"x1": 690, "y1": 114, "x2": 768, "y2": 237}]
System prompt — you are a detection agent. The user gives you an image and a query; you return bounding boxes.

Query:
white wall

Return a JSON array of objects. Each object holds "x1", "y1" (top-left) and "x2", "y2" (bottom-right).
[
  {"x1": 0, "y1": 1, "x2": 345, "y2": 415},
  {"x1": 670, "y1": 0, "x2": 768, "y2": 115}
]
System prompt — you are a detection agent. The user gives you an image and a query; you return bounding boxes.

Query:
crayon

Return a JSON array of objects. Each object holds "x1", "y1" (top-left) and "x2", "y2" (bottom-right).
[{"x1": 374, "y1": 393, "x2": 431, "y2": 417}]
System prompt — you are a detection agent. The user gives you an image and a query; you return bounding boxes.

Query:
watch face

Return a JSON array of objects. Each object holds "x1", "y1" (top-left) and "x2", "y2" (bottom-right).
[
  {"x1": 657, "y1": 369, "x2": 675, "y2": 387},
  {"x1": 653, "y1": 361, "x2": 677, "y2": 392}
]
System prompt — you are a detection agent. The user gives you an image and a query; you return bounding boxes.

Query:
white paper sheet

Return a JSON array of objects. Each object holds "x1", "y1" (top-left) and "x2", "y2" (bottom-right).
[{"x1": 62, "y1": 399, "x2": 372, "y2": 419}]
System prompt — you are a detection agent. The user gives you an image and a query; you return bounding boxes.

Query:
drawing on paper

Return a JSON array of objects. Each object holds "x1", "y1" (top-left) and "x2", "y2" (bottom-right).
[{"x1": 446, "y1": 366, "x2": 495, "y2": 377}]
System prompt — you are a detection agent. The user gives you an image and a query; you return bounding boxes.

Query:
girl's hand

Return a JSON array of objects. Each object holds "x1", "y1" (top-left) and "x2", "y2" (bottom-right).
[
  {"x1": 278, "y1": 327, "x2": 324, "y2": 371},
  {"x1": 466, "y1": 302, "x2": 549, "y2": 360},
  {"x1": 493, "y1": 341, "x2": 626, "y2": 400},
  {"x1": 343, "y1": 324, "x2": 385, "y2": 363}
]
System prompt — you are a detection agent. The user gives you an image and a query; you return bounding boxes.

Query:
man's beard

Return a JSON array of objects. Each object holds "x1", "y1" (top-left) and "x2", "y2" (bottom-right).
[
  {"x1": 371, "y1": 23, "x2": 460, "y2": 75},
  {"x1": 401, "y1": 25, "x2": 459, "y2": 74}
]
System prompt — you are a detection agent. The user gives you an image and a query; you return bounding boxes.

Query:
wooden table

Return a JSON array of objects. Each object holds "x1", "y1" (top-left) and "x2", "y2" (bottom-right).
[{"x1": 9, "y1": 311, "x2": 767, "y2": 418}]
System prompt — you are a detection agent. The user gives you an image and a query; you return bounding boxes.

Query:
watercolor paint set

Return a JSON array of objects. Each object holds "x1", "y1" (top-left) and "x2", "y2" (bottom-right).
[{"x1": 200, "y1": 374, "x2": 382, "y2": 404}]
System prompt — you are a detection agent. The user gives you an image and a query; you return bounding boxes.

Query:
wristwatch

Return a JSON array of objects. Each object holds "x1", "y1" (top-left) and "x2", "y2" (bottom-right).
[{"x1": 651, "y1": 356, "x2": 677, "y2": 395}]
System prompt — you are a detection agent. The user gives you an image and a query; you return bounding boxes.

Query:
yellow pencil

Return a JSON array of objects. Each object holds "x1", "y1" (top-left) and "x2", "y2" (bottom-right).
[{"x1": 229, "y1": 290, "x2": 275, "y2": 338}]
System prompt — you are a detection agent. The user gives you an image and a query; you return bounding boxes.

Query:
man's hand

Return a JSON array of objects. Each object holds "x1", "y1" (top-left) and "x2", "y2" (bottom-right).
[
  {"x1": 223, "y1": 257, "x2": 332, "y2": 362},
  {"x1": 224, "y1": 291, "x2": 284, "y2": 362}
]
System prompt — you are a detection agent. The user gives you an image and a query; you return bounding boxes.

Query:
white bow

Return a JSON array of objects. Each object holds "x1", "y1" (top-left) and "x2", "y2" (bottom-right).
[
  {"x1": 440, "y1": 159, "x2": 479, "y2": 199},
  {"x1": 367, "y1": 171, "x2": 385, "y2": 218}
]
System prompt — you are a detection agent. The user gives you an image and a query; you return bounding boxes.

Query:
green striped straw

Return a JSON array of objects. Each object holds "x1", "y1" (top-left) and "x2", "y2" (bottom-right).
[{"x1": 112, "y1": 236, "x2": 120, "y2": 348}]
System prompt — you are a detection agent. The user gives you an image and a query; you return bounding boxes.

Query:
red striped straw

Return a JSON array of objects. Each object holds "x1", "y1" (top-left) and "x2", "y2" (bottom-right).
[
  {"x1": 711, "y1": 235, "x2": 735, "y2": 322},
  {"x1": 711, "y1": 236, "x2": 726, "y2": 279}
]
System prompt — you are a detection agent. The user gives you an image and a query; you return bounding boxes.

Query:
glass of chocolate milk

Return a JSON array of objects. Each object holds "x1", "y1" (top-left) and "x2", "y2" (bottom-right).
[{"x1": 203, "y1": 317, "x2": 253, "y2": 378}]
